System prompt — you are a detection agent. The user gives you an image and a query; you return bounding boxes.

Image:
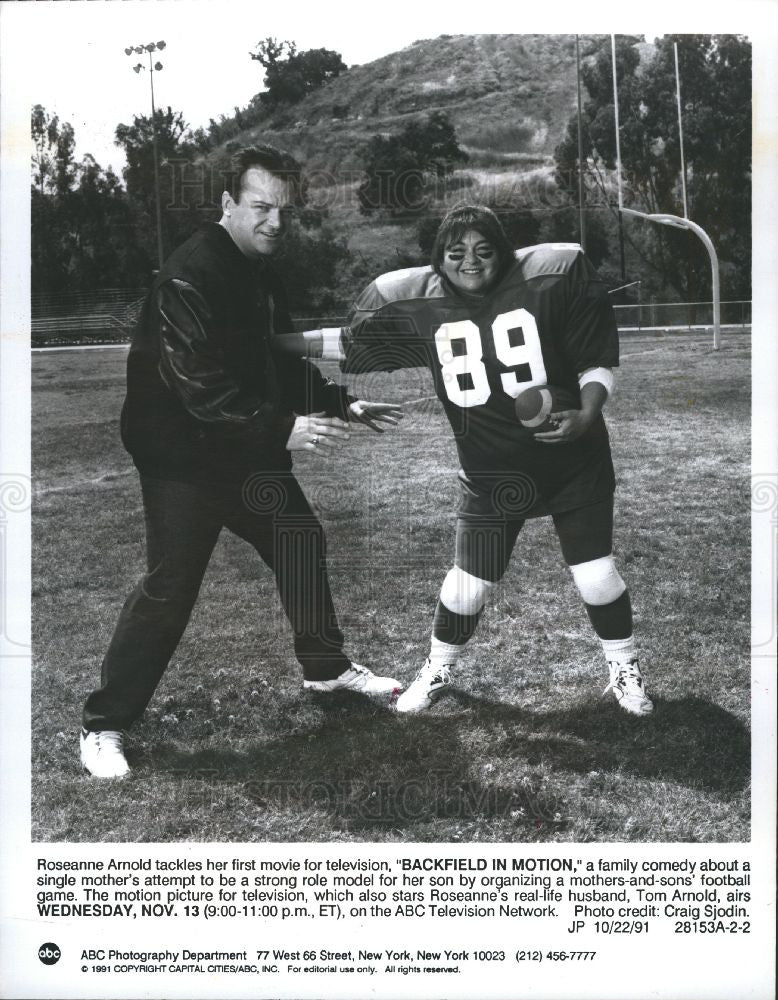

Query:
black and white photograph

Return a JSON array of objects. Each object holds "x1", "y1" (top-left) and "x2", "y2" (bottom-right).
[{"x1": 1, "y1": 1, "x2": 775, "y2": 998}]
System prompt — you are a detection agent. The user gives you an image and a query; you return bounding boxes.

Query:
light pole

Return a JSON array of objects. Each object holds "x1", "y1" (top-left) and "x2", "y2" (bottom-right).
[{"x1": 125, "y1": 40, "x2": 166, "y2": 268}]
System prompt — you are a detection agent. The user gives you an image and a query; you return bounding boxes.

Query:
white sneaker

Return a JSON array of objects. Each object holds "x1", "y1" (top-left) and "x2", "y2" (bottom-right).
[
  {"x1": 603, "y1": 659, "x2": 654, "y2": 716},
  {"x1": 395, "y1": 659, "x2": 452, "y2": 714},
  {"x1": 80, "y1": 729, "x2": 130, "y2": 778},
  {"x1": 303, "y1": 664, "x2": 402, "y2": 698}
]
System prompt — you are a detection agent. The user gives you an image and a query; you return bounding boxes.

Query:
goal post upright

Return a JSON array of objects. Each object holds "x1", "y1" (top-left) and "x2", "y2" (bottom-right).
[
  {"x1": 611, "y1": 34, "x2": 722, "y2": 349},
  {"x1": 674, "y1": 42, "x2": 689, "y2": 220},
  {"x1": 611, "y1": 35, "x2": 624, "y2": 213}
]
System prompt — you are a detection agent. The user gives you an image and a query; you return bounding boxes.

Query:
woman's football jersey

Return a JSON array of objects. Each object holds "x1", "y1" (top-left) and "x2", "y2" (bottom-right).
[{"x1": 343, "y1": 244, "x2": 619, "y2": 517}]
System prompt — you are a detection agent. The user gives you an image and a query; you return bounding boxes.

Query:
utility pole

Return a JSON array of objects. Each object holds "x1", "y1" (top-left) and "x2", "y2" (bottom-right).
[{"x1": 125, "y1": 40, "x2": 167, "y2": 268}]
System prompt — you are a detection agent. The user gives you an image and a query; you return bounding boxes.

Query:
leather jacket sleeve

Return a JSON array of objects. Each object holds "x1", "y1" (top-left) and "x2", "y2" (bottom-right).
[{"x1": 156, "y1": 277, "x2": 295, "y2": 444}]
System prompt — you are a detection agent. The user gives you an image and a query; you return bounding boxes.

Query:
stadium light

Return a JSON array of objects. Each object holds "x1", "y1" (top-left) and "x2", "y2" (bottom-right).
[{"x1": 124, "y1": 40, "x2": 167, "y2": 269}]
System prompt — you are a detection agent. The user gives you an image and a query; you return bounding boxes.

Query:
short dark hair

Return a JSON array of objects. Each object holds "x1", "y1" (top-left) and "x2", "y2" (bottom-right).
[
  {"x1": 227, "y1": 144, "x2": 307, "y2": 205},
  {"x1": 431, "y1": 204, "x2": 514, "y2": 276}
]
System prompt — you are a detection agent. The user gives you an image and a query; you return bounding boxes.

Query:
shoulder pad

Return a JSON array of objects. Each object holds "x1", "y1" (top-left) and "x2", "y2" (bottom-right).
[
  {"x1": 358, "y1": 266, "x2": 442, "y2": 309},
  {"x1": 514, "y1": 243, "x2": 585, "y2": 280}
]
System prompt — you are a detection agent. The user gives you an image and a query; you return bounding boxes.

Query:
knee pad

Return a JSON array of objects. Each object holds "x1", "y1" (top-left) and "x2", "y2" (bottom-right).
[
  {"x1": 569, "y1": 554, "x2": 626, "y2": 606},
  {"x1": 440, "y1": 566, "x2": 494, "y2": 616}
]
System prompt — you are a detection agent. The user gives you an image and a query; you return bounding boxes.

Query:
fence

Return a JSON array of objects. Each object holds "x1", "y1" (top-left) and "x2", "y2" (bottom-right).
[
  {"x1": 31, "y1": 289, "x2": 147, "y2": 347},
  {"x1": 31, "y1": 294, "x2": 752, "y2": 347},
  {"x1": 299, "y1": 301, "x2": 754, "y2": 336},
  {"x1": 612, "y1": 300, "x2": 751, "y2": 331}
]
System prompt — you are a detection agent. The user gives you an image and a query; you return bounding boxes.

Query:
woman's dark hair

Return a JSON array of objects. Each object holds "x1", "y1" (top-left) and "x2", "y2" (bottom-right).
[
  {"x1": 227, "y1": 144, "x2": 307, "y2": 206},
  {"x1": 430, "y1": 204, "x2": 514, "y2": 276}
]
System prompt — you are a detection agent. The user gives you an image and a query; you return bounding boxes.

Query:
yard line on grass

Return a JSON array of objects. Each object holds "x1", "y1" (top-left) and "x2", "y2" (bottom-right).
[
  {"x1": 36, "y1": 469, "x2": 135, "y2": 496},
  {"x1": 403, "y1": 395, "x2": 440, "y2": 406},
  {"x1": 621, "y1": 347, "x2": 681, "y2": 360},
  {"x1": 32, "y1": 343, "x2": 130, "y2": 353}
]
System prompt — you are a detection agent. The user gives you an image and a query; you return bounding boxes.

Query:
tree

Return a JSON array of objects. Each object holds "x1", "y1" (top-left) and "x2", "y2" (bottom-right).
[
  {"x1": 554, "y1": 34, "x2": 752, "y2": 299},
  {"x1": 31, "y1": 104, "x2": 76, "y2": 197},
  {"x1": 358, "y1": 112, "x2": 468, "y2": 215},
  {"x1": 249, "y1": 37, "x2": 346, "y2": 108},
  {"x1": 536, "y1": 205, "x2": 610, "y2": 269},
  {"x1": 273, "y1": 224, "x2": 351, "y2": 314},
  {"x1": 115, "y1": 107, "x2": 190, "y2": 198},
  {"x1": 115, "y1": 107, "x2": 203, "y2": 258},
  {"x1": 31, "y1": 108, "x2": 150, "y2": 296},
  {"x1": 249, "y1": 37, "x2": 296, "y2": 71},
  {"x1": 65, "y1": 156, "x2": 146, "y2": 289}
]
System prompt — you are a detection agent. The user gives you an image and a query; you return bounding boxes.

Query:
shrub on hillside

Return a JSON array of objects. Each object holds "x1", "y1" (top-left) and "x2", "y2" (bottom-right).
[
  {"x1": 358, "y1": 112, "x2": 468, "y2": 216},
  {"x1": 273, "y1": 223, "x2": 351, "y2": 315},
  {"x1": 250, "y1": 39, "x2": 347, "y2": 109},
  {"x1": 331, "y1": 245, "x2": 427, "y2": 312}
]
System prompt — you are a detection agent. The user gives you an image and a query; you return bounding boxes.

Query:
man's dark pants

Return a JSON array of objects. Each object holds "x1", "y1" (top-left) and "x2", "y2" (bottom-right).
[{"x1": 83, "y1": 474, "x2": 350, "y2": 732}]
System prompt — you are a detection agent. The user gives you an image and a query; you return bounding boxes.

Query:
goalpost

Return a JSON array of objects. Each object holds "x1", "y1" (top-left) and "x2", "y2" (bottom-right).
[{"x1": 611, "y1": 35, "x2": 722, "y2": 349}]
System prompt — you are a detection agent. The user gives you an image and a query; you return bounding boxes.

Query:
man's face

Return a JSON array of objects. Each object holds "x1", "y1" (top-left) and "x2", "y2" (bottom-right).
[
  {"x1": 221, "y1": 166, "x2": 295, "y2": 258},
  {"x1": 441, "y1": 229, "x2": 500, "y2": 295}
]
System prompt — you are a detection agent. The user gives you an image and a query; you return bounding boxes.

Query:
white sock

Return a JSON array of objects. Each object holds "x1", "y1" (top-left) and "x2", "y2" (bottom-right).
[
  {"x1": 600, "y1": 636, "x2": 636, "y2": 663},
  {"x1": 429, "y1": 636, "x2": 464, "y2": 669}
]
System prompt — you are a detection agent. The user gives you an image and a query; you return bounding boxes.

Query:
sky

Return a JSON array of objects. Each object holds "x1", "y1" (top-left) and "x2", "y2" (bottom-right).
[
  {"x1": 9, "y1": 0, "x2": 768, "y2": 177},
  {"x1": 15, "y1": 0, "x2": 516, "y2": 173}
]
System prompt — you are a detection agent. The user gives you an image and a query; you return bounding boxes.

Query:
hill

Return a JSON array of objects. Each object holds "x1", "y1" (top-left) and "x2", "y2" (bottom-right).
[
  {"x1": 199, "y1": 33, "x2": 593, "y2": 284},
  {"x1": 223, "y1": 34, "x2": 586, "y2": 174}
]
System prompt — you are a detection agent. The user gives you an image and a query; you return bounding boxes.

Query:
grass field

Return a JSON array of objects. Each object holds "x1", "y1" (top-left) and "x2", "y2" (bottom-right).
[{"x1": 31, "y1": 331, "x2": 751, "y2": 843}]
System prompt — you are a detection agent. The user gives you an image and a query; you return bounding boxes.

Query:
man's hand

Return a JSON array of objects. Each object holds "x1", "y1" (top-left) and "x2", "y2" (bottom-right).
[
  {"x1": 348, "y1": 400, "x2": 404, "y2": 433},
  {"x1": 286, "y1": 412, "x2": 351, "y2": 454}
]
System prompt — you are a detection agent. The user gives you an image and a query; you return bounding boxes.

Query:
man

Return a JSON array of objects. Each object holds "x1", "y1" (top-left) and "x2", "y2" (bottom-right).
[
  {"x1": 80, "y1": 145, "x2": 403, "y2": 778},
  {"x1": 276, "y1": 205, "x2": 652, "y2": 717}
]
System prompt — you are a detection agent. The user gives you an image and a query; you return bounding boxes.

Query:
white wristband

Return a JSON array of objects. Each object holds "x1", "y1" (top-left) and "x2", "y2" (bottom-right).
[
  {"x1": 321, "y1": 327, "x2": 346, "y2": 362},
  {"x1": 578, "y1": 367, "x2": 614, "y2": 397}
]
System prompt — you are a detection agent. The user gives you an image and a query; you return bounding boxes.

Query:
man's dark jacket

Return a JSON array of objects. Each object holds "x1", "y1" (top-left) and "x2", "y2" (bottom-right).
[{"x1": 121, "y1": 223, "x2": 351, "y2": 485}]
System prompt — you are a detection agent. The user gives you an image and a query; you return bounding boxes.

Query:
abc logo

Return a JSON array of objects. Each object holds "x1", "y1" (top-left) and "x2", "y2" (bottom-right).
[{"x1": 38, "y1": 943, "x2": 61, "y2": 965}]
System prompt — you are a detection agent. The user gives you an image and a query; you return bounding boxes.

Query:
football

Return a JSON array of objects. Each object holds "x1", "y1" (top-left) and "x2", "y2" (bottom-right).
[{"x1": 514, "y1": 384, "x2": 580, "y2": 432}]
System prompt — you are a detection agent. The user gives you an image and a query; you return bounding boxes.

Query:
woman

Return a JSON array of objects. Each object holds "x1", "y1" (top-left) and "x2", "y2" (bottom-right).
[{"x1": 277, "y1": 205, "x2": 652, "y2": 717}]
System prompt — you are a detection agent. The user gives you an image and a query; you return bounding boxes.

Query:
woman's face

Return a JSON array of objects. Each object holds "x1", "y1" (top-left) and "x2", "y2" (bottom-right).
[{"x1": 441, "y1": 229, "x2": 501, "y2": 295}]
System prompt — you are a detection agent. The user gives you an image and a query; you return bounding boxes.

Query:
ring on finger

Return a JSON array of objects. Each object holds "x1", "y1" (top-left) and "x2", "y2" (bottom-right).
[{"x1": 312, "y1": 435, "x2": 319, "y2": 446}]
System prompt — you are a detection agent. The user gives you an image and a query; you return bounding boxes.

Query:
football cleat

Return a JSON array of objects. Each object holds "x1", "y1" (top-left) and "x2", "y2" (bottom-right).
[
  {"x1": 80, "y1": 728, "x2": 130, "y2": 778},
  {"x1": 603, "y1": 659, "x2": 654, "y2": 716},
  {"x1": 395, "y1": 659, "x2": 452, "y2": 714},
  {"x1": 303, "y1": 663, "x2": 402, "y2": 698}
]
